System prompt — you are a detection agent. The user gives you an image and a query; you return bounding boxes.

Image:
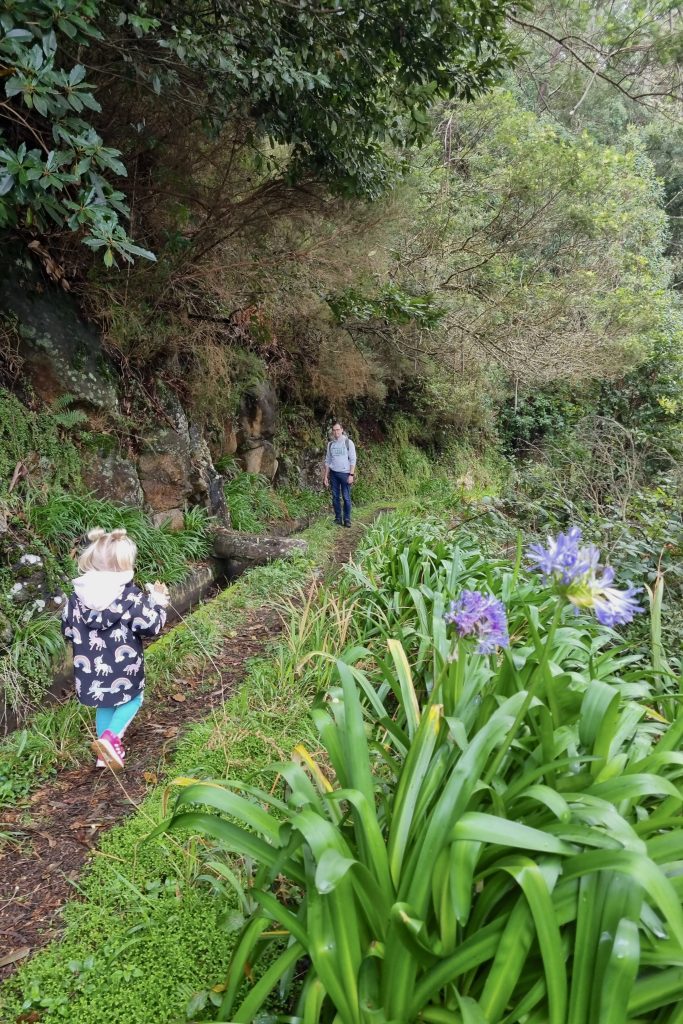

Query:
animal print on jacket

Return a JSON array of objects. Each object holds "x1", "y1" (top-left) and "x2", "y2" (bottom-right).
[{"x1": 61, "y1": 583, "x2": 166, "y2": 708}]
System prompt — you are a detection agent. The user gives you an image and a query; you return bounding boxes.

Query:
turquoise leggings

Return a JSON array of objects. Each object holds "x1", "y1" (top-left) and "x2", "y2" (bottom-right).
[{"x1": 96, "y1": 694, "x2": 144, "y2": 738}]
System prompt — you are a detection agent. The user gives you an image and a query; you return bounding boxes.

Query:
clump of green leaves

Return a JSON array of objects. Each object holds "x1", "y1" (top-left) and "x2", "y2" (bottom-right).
[
  {"x1": 225, "y1": 473, "x2": 324, "y2": 533},
  {"x1": 26, "y1": 494, "x2": 212, "y2": 585},
  {"x1": 164, "y1": 514, "x2": 683, "y2": 1024},
  {"x1": 0, "y1": 1, "x2": 155, "y2": 265},
  {"x1": 0, "y1": 387, "x2": 82, "y2": 493},
  {"x1": 327, "y1": 284, "x2": 447, "y2": 330},
  {"x1": 2, "y1": 0, "x2": 519, "y2": 265}
]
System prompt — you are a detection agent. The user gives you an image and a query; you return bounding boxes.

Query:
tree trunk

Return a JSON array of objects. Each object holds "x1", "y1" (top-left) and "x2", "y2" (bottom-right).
[{"x1": 211, "y1": 527, "x2": 307, "y2": 564}]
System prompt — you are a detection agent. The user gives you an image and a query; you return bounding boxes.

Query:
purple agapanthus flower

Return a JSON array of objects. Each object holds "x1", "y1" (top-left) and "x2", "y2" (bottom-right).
[
  {"x1": 527, "y1": 527, "x2": 600, "y2": 585},
  {"x1": 444, "y1": 590, "x2": 509, "y2": 654},
  {"x1": 527, "y1": 528, "x2": 643, "y2": 627}
]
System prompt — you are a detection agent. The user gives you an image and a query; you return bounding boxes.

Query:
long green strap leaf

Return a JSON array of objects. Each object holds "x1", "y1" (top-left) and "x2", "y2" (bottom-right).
[
  {"x1": 232, "y1": 940, "x2": 305, "y2": 1023},
  {"x1": 503, "y1": 857, "x2": 567, "y2": 1024},
  {"x1": 153, "y1": 811, "x2": 305, "y2": 884},
  {"x1": 387, "y1": 638, "x2": 421, "y2": 739},
  {"x1": 479, "y1": 895, "x2": 536, "y2": 1021},
  {"x1": 452, "y1": 812, "x2": 575, "y2": 856},
  {"x1": 563, "y1": 850, "x2": 683, "y2": 947},
  {"x1": 598, "y1": 917, "x2": 640, "y2": 1024},
  {"x1": 567, "y1": 871, "x2": 605, "y2": 1024},
  {"x1": 172, "y1": 781, "x2": 283, "y2": 841}
]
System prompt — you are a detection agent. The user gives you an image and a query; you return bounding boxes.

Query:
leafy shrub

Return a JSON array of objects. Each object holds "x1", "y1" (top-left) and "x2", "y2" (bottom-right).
[
  {"x1": 0, "y1": 703, "x2": 91, "y2": 807},
  {"x1": 1, "y1": 613, "x2": 65, "y2": 712},
  {"x1": 225, "y1": 474, "x2": 290, "y2": 533},
  {"x1": 0, "y1": 388, "x2": 82, "y2": 494},
  {"x1": 499, "y1": 385, "x2": 586, "y2": 454}
]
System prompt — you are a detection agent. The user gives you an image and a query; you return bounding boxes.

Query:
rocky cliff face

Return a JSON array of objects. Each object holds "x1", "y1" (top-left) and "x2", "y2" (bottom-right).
[
  {"x1": 0, "y1": 246, "x2": 329, "y2": 536},
  {"x1": 0, "y1": 248, "x2": 235, "y2": 525},
  {"x1": 236, "y1": 382, "x2": 279, "y2": 479}
]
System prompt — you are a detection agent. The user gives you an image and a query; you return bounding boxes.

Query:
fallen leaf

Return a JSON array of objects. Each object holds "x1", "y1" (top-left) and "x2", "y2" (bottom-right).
[
  {"x1": 143, "y1": 771, "x2": 158, "y2": 785},
  {"x1": 37, "y1": 830, "x2": 56, "y2": 848},
  {"x1": 17, "y1": 1012, "x2": 42, "y2": 1023},
  {"x1": 0, "y1": 946, "x2": 30, "y2": 968},
  {"x1": 171, "y1": 693, "x2": 186, "y2": 703}
]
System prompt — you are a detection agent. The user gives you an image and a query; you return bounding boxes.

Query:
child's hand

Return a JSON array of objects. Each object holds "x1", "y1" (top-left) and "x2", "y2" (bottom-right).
[{"x1": 146, "y1": 580, "x2": 170, "y2": 607}]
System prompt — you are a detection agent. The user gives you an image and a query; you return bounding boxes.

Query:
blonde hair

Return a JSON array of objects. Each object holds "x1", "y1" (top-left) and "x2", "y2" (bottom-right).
[{"x1": 77, "y1": 527, "x2": 138, "y2": 573}]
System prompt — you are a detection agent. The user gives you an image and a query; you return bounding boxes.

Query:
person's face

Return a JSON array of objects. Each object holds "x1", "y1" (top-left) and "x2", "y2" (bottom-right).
[{"x1": 332, "y1": 424, "x2": 343, "y2": 439}]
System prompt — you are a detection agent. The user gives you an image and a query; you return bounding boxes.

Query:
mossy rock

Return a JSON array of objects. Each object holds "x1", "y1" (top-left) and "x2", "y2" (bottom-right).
[{"x1": 0, "y1": 246, "x2": 119, "y2": 414}]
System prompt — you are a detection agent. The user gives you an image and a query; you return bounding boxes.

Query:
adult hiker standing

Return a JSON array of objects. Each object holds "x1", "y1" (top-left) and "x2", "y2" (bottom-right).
[{"x1": 323, "y1": 421, "x2": 357, "y2": 528}]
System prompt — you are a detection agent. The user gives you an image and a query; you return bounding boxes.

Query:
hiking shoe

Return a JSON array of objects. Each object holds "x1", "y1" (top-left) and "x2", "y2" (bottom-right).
[
  {"x1": 91, "y1": 729, "x2": 125, "y2": 771},
  {"x1": 343, "y1": 522, "x2": 352, "y2": 528},
  {"x1": 95, "y1": 748, "x2": 125, "y2": 768},
  {"x1": 334, "y1": 519, "x2": 343, "y2": 526}
]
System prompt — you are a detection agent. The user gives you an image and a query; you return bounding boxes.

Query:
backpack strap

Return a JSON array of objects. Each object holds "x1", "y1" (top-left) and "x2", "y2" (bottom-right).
[{"x1": 327, "y1": 436, "x2": 351, "y2": 455}]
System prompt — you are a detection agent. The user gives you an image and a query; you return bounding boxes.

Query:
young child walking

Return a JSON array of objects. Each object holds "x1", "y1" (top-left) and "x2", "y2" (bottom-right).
[{"x1": 61, "y1": 527, "x2": 170, "y2": 771}]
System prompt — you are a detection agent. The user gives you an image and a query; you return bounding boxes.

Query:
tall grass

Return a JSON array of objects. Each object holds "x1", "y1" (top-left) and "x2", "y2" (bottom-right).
[
  {"x1": 26, "y1": 493, "x2": 212, "y2": 584},
  {"x1": 225, "y1": 473, "x2": 325, "y2": 532}
]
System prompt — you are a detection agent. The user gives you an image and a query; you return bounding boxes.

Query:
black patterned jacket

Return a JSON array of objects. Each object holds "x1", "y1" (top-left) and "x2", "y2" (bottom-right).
[{"x1": 61, "y1": 583, "x2": 167, "y2": 708}]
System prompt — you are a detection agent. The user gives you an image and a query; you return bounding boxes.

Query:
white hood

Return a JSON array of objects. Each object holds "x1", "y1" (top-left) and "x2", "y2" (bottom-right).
[{"x1": 72, "y1": 570, "x2": 134, "y2": 611}]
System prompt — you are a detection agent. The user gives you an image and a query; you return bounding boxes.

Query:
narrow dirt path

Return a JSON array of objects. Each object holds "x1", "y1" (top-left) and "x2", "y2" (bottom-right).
[{"x1": 0, "y1": 519, "x2": 367, "y2": 979}]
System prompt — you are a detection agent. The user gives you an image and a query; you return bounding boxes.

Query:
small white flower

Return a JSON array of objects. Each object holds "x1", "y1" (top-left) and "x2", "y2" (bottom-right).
[
  {"x1": 10, "y1": 582, "x2": 24, "y2": 595},
  {"x1": 19, "y1": 554, "x2": 43, "y2": 566},
  {"x1": 34, "y1": 599, "x2": 46, "y2": 611},
  {"x1": 54, "y1": 595, "x2": 64, "y2": 605}
]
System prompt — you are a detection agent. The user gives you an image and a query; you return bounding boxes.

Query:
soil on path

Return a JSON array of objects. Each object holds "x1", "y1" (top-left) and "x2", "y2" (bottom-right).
[{"x1": 0, "y1": 519, "x2": 367, "y2": 980}]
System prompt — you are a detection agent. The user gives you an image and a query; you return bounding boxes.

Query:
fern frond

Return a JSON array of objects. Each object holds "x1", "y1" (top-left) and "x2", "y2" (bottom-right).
[
  {"x1": 49, "y1": 393, "x2": 79, "y2": 412},
  {"x1": 51, "y1": 410, "x2": 88, "y2": 430}
]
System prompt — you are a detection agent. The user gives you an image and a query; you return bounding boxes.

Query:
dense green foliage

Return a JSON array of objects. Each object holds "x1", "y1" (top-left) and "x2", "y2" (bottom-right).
[
  {"x1": 0, "y1": 1, "x2": 154, "y2": 264},
  {"x1": 1, "y1": 0, "x2": 518, "y2": 261},
  {"x1": 25, "y1": 494, "x2": 212, "y2": 583},
  {"x1": 225, "y1": 472, "x2": 325, "y2": 533},
  {"x1": 0, "y1": 385, "x2": 82, "y2": 492},
  {"x1": 163, "y1": 511, "x2": 683, "y2": 1023},
  {"x1": 335, "y1": 89, "x2": 675, "y2": 427}
]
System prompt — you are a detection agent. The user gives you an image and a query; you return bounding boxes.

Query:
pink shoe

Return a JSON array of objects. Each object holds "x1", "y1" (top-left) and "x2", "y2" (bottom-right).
[
  {"x1": 91, "y1": 729, "x2": 125, "y2": 771},
  {"x1": 95, "y1": 749, "x2": 125, "y2": 768}
]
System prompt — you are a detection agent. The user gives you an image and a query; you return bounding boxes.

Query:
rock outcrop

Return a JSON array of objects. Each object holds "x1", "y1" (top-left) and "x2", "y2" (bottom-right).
[
  {"x1": 236, "y1": 383, "x2": 279, "y2": 480},
  {"x1": 0, "y1": 247, "x2": 230, "y2": 522},
  {"x1": 81, "y1": 448, "x2": 145, "y2": 507},
  {"x1": 0, "y1": 247, "x2": 119, "y2": 413},
  {"x1": 137, "y1": 394, "x2": 228, "y2": 525}
]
